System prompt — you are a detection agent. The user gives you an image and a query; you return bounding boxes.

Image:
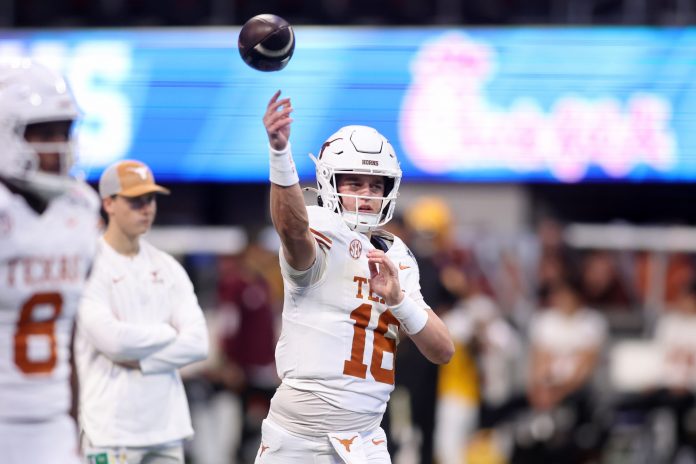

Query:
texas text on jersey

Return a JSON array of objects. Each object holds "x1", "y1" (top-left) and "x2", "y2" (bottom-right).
[{"x1": 0, "y1": 180, "x2": 100, "y2": 420}]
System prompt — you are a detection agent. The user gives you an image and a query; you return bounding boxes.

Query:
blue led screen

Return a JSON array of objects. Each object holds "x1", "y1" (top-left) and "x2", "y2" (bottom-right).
[{"x1": 2, "y1": 27, "x2": 695, "y2": 183}]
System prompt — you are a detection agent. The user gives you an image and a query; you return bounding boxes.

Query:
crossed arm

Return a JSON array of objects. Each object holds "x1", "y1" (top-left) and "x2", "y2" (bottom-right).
[{"x1": 78, "y1": 264, "x2": 208, "y2": 374}]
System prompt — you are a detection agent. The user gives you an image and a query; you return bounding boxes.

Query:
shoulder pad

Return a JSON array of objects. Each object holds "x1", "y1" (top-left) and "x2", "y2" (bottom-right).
[
  {"x1": 391, "y1": 235, "x2": 418, "y2": 263},
  {"x1": 64, "y1": 181, "x2": 101, "y2": 213},
  {"x1": 307, "y1": 205, "x2": 343, "y2": 230}
]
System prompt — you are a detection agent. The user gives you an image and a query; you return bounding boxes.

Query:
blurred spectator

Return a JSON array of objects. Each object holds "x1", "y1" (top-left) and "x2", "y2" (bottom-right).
[
  {"x1": 528, "y1": 276, "x2": 607, "y2": 411},
  {"x1": 434, "y1": 262, "x2": 521, "y2": 464},
  {"x1": 653, "y1": 279, "x2": 696, "y2": 460},
  {"x1": 241, "y1": 227, "x2": 284, "y2": 305},
  {"x1": 657, "y1": 281, "x2": 696, "y2": 392},
  {"x1": 186, "y1": 242, "x2": 279, "y2": 464},
  {"x1": 636, "y1": 252, "x2": 696, "y2": 308},
  {"x1": 515, "y1": 275, "x2": 608, "y2": 463},
  {"x1": 184, "y1": 308, "x2": 244, "y2": 464},
  {"x1": 496, "y1": 246, "x2": 532, "y2": 320},
  {"x1": 216, "y1": 245, "x2": 279, "y2": 461},
  {"x1": 616, "y1": 280, "x2": 696, "y2": 462},
  {"x1": 663, "y1": 254, "x2": 696, "y2": 305},
  {"x1": 581, "y1": 250, "x2": 632, "y2": 311},
  {"x1": 432, "y1": 261, "x2": 483, "y2": 464},
  {"x1": 533, "y1": 217, "x2": 579, "y2": 307},
  {"x1": 388, "y1": 197, "x2": 459, "y2": 464}
]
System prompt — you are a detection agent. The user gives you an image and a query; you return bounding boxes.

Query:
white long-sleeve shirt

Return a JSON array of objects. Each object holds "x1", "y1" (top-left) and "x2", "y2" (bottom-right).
[{"x1": 75, "y1": 237, "x2": 208, "y2": 447}]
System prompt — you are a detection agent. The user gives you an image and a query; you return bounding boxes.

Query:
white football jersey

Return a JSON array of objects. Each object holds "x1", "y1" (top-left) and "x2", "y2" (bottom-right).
[
  {"x1": 530, "y1": 307, "x2": 607, "y2": 385},
  {"x1": 0, "y1": 181, "x2": 100, "y2": 420},
  {"x1": 277, "y1": 206, "x2": 426, "y2": 414},
  {"x1": 656, "y1": 312, "x2": 696, "y2": 389}
]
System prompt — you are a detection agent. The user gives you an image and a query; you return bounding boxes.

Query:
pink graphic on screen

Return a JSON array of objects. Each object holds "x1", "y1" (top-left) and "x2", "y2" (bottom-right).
[{"x1": 399, "y1": 33, "x2": 676, "y2": 182}]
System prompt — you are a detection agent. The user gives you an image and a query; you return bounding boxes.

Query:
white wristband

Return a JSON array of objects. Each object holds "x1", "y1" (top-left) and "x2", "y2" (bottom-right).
[
  {"x1": 269, "y1": 142, "x2": 300, "y2": 186},
  {"x1": 389, "y1": 294, "x2": 429, "y2": 335}
]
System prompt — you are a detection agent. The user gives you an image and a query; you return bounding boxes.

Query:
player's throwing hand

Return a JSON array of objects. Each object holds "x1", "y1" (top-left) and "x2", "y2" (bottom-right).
[{"x1": 263, "y1": 90, "x2": 293, "y2": 151}]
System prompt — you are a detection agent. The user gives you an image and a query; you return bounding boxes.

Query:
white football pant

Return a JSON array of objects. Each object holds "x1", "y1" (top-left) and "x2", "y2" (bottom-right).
[
  {"x1": 254, "y1": 418, "x2": 391, "y2": 464},
  {"x1": 0, "y1": 414, "x2": 81, "y2": 464}
]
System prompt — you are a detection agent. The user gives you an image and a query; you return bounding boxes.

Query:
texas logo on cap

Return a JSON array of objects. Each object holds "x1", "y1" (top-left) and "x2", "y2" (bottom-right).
[{"x1": 98, "y1": 160, "x2": 170, "y2": 199}]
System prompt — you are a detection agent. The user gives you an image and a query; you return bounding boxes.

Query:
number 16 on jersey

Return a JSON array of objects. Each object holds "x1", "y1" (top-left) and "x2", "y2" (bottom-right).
[{"x1": 343, "y1": 303, "x2": 399, "y2": 385}]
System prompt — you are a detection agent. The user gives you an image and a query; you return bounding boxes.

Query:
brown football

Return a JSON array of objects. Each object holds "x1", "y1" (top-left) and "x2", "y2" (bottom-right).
[{"x1": 238, "y1": 14, "x2": 295, "y2": 72}]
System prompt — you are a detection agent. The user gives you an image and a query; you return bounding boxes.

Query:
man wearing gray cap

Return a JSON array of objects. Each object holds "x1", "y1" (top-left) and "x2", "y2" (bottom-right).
[{"x1": 75, "y1": 159, "x2": 209, "y2": 464}]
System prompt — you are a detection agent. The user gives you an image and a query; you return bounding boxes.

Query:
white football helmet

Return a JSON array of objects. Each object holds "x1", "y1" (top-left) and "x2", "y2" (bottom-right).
[
  {"x1": 0, "y1": 59, "x2": 80, "y2": 197},
  {"x1": 310, "y1": 125, "x2": 402, "y2": 233}
]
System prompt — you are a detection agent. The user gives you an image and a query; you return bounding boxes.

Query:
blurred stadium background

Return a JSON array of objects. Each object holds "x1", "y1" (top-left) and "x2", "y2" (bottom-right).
[{"x1": 7, "y1": 1, "x2": 696, "y2": 463}]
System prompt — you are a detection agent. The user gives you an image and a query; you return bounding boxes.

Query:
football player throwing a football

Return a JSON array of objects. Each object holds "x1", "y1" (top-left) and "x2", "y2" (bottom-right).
[{"x1": 254, "y1": 90, "x2": 454, "y2": 464}]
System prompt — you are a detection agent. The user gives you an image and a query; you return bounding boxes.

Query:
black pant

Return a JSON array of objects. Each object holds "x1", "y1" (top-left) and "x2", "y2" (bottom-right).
[
  {"x1": 478, "y1": 390, "x2": 598, "y2": 464},
  {"x1": 616, "y1": 388, "x2": 696, "y2": 459}
]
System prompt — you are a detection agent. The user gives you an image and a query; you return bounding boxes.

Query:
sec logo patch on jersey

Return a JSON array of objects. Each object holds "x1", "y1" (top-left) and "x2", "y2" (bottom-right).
[{"x1": 349, "y1": 239, "x2": 362, "y2": 259}]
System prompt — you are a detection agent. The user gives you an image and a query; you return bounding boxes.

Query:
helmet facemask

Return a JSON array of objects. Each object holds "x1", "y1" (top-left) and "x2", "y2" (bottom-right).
[
  {"x1": 5, "y1": 119, "x2": 78, "y2": 200},
  {"x1": 0, "y1": 61, "x2": 80, "y2": 199}
]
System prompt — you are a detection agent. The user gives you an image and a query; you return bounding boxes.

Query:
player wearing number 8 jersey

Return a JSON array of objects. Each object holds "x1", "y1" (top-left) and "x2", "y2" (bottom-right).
[
  {"x1": 0, "y1": 60, "x2": 101, "y2": 464},
  {"x1": 257, "y1": 90, "x2": 454, "y2": 464}
]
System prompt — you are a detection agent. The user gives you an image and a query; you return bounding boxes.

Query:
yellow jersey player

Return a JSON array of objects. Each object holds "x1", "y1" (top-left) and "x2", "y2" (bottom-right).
[
  {"x1": 255, "y1": 90, "x2": 454, "y2": 464},
  {"x1": 0, "y1": 60, "x2": 101, "y2": 464}
]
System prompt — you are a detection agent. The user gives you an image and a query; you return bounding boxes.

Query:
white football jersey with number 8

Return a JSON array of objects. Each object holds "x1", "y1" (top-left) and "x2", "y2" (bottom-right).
[
  {"x1": 277, "y1": 206, "x2": 426, "y2": 414},
  {"x1": 0, "y1": 182, "x2": 100, "y2": 420}
]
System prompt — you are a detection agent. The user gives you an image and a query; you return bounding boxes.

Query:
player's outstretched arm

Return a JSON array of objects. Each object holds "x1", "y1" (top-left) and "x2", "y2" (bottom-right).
[
  {"x1": 264, "y1": 90, "x2": 316, "y2": 271},
  {"x1": 367, "y1": 250, "x2": 454, "y2": 365}
]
